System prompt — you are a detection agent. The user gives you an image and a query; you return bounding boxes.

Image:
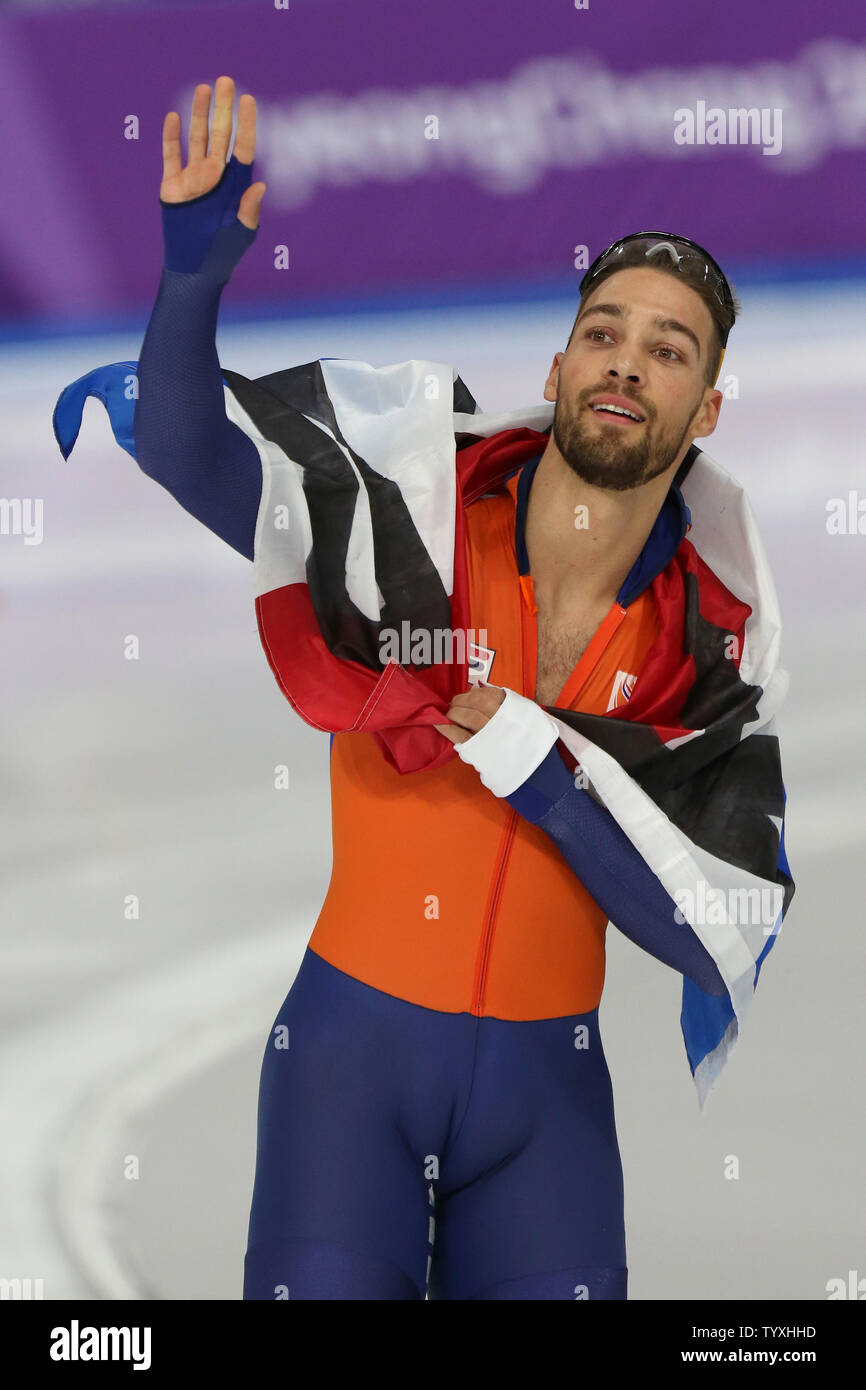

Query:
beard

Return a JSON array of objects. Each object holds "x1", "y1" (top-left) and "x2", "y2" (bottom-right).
[{"x1": 552, "y1": 386, "x2": 702, "y2": 491}]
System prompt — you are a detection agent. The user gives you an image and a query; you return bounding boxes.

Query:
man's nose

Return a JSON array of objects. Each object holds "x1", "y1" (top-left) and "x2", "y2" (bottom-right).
[{"x1": 604, "y1": 361, "x2": 641, "y2": 383}]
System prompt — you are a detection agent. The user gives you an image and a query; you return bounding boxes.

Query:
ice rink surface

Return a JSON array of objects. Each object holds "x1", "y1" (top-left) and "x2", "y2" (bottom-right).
[{"x1": 1, "y1": 281, "x2": 864, "y2": 1299}]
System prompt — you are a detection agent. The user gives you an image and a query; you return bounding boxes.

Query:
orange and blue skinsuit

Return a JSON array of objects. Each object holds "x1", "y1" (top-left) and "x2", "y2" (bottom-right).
[
  {"x1": 72, "y1": 175, "x2": 729, "y2": 1300},
  {"x1": 236, "y1": 454, "x2": 725, "y2": 1301}
]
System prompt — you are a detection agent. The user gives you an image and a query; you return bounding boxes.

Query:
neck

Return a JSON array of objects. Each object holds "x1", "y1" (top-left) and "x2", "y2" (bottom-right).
[{"x1": 524, "y1": 439, "x2": 677, "y2": 608}]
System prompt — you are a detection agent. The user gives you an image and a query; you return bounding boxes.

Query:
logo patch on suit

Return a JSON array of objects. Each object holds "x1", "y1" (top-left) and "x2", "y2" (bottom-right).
[
  {"x1": 467, "y1": 642, "x2": 496, "y2": 686},
  {"x1": 607, "y1": 669, "x2": 637, "y2": 711}
]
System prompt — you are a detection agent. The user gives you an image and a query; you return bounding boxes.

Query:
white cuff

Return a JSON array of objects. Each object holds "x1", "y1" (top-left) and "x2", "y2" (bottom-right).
[{"x1": 454, "y1": 686, "x2": 561, "y2": 797}]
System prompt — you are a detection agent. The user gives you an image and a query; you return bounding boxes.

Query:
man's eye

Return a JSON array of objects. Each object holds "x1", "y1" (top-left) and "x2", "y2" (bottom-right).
[{"x1": 585, "y1": 328, "x2": 682, "y2": 361}]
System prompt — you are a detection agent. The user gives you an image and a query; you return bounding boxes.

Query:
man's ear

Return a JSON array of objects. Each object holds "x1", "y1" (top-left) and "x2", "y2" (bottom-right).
[
  {"x1": 691, "y1": 388, "x2": 723, "y2": 439},
  {"x1": 543, "y1": 350, "x2": 565, "y2": 402}
]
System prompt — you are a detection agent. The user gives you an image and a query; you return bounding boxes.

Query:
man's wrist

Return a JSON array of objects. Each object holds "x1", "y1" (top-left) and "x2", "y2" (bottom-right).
[
  {"x1": 161, "y1": 153, "x2": 255, "y2": 274},
  {"x1": 504, "y1": 741, "x2": 579, "y2": 821}
]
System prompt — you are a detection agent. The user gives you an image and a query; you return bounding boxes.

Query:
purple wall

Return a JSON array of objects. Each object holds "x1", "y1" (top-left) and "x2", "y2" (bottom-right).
[{"x1": 3, "y1": 0, "x2": 865, "y2": 326}]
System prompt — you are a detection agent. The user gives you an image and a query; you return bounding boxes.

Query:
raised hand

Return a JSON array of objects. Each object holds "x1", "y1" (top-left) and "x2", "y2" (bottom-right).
[{"x1": 160, "y1": 75, "x2": 266, "y2": 230}]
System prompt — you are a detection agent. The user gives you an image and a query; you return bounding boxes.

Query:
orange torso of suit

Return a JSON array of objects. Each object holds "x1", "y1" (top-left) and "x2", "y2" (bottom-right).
[{"x1": 308, "y1": 469, "x2": 661, "y2": 1021}]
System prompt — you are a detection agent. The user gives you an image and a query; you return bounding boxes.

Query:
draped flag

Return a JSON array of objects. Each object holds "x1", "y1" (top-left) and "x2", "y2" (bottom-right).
[{"x1": 53, "y1": 355, "x2": 795, "y2": 1105}]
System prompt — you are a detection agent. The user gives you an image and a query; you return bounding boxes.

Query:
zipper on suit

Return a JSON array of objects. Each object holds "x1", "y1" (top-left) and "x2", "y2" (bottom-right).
[
  {"x1": 471, "y1": 541, "x2": 530, "y2": 1016},
  {"x1": 472, "y1": 811, "x2": 516, "y2": 1015}
]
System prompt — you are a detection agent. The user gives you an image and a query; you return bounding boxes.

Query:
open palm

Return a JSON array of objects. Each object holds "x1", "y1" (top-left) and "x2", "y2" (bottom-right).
[{"x1": 160, "y1": 75, "x2": 266, "y2": 230}]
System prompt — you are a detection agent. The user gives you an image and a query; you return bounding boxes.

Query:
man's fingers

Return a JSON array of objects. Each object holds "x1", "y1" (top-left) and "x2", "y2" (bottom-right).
[
  {"x1": 232, "y1": 92, "x2": 257, "y2": 165},
  {"x1": 449, "y1": 685, "x2": 504, "y2": 714},
  {"x1": 436, "y1": 686, "x2": 506, "y2": 747},
  {"x1": 208, "y1": 74, "x2": 235, "y2": 166},
  {"x1": 434, "y1": 723, "x2": 472, "y2": 745},
  {"x1": 161, "y1": 110, "x2": 182, "y2": 183},
  {"x1": 187, "y1": 83, "x2": 212, "y2": 165},
  {"x1": 442, "y1": 705, "x2": 487, "y2": 735}
]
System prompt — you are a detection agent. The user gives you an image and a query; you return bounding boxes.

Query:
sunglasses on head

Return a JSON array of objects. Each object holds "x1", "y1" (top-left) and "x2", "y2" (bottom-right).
[{"x1": 578, "y1": 231, "x2": 734, "y2": 382}]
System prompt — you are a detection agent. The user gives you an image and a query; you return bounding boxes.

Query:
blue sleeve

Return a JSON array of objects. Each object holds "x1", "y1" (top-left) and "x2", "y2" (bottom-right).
[
  {"x1": 505, "y1": 743, "x2": 728, "y2": 997},
  {"x1": 132, "y1": 155, "x2": 264, "y2": 560}
]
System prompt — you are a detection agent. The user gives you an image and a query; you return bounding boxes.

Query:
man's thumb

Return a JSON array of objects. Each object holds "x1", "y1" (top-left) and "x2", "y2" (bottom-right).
[{"x1": 238, "y1": 182, "x2": 266, "y2": 231}]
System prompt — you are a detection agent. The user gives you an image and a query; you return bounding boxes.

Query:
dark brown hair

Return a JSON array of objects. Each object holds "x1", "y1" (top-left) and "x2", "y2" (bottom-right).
[{"x1": 568, "y1": 246, "x2": 741, "y2": 387}]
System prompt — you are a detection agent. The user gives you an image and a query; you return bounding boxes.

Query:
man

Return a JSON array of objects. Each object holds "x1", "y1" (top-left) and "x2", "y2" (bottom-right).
[
  {"x1": 435, "y1": 241, "x2": 728, "y2": 740},
  {"x1": 52, "y1": 76, "x2": 793, "y2": 1301}
]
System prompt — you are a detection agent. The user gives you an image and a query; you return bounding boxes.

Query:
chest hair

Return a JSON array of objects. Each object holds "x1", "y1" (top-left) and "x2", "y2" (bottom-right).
[{"x1": 534, "y1": 602, "x2": 608, "y2": 705}]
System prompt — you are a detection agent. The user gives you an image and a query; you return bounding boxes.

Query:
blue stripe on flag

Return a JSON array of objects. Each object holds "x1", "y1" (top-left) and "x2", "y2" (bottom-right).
[
  {"x1": 681, "y1": 975, "x2": 736, "y2": 1078},
  {"x1": 52, "y1": 361, "x2": 141, "y2": 462},
  {"x1": 682, "y1": 783, "x2": 791, "y2": 1080}
]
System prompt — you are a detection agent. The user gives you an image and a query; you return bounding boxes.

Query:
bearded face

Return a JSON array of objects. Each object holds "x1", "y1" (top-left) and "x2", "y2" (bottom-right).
[
  {"x1": 552, "y1": 378, "x2": 705, "y2": 492},
  {"x1": 552, "y1": 266, "x2": 718, "y2": 491}
]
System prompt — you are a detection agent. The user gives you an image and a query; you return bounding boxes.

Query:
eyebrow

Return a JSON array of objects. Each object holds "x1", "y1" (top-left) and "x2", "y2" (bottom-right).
[{"x1": 576, "y1": 302, "x2": 702, "y2": 360}]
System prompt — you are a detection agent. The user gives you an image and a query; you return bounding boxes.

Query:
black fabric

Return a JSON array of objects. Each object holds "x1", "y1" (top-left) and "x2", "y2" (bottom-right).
[{"x1": 222, "y1": 368, "x2": 452, "y2": 666}]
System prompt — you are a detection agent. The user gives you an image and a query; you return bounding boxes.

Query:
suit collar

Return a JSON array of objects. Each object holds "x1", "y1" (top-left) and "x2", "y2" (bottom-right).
[{"x1": 508, "y1": 452, "x2": 691, "y2": 606}]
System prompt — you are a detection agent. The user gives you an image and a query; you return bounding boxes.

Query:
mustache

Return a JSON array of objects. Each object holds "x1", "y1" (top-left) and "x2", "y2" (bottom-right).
[{"x1": 580, "y1": 387, "x2": 651, "y2": 418}]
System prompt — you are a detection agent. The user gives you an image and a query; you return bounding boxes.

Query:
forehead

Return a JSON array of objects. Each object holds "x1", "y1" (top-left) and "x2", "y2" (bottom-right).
[{"x1": 578, "y1": 265, "x2": 715, "y2": 354}]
